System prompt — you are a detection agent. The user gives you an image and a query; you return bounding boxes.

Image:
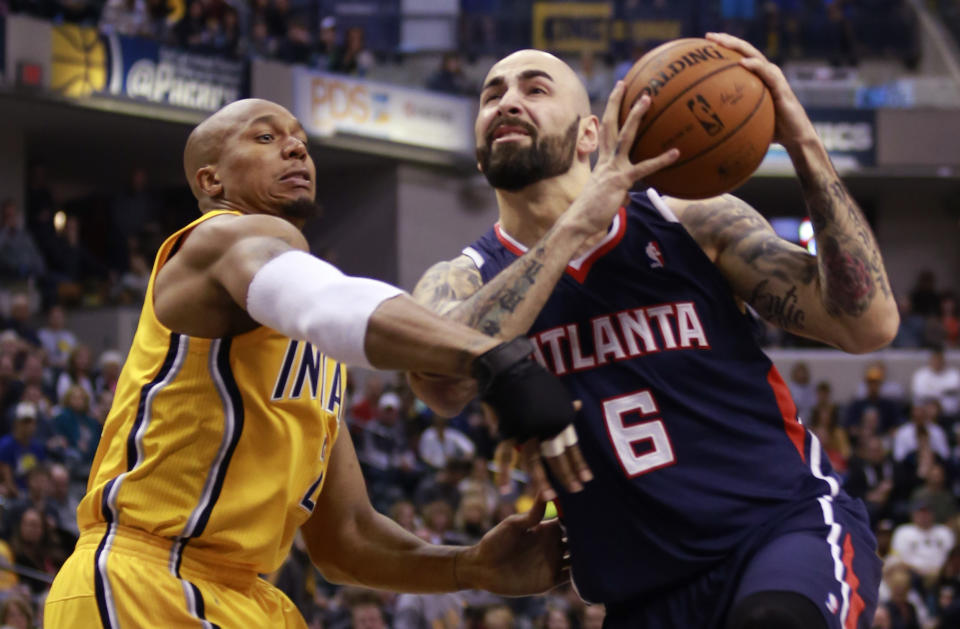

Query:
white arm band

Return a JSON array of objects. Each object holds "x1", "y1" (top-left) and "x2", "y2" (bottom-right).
[{"x1": 246, "y1": 250, "x2": 404, "y2": 368}]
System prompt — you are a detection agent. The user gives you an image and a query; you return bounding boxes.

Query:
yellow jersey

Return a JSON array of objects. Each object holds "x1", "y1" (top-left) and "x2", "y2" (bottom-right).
[{"x1": 76, "y1": 210, "x2": 344, "y2": 575}]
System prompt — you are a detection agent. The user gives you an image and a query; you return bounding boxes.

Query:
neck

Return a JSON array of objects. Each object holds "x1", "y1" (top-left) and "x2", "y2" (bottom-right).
[
  {"x1": 203, "y1": 199, "x2": 308, "y2": 231},
  {"x1": 495, "y1": 164, "x2": 590, "y2": 247}
]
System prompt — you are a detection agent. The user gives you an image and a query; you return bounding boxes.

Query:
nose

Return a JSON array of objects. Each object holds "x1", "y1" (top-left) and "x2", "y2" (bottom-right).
[
  {"x1": 283, "y1": 136, "x2": 307, "y2": 160},
  {"x1": 496, "y1": 86, "x2": 523, "y2": 117}
]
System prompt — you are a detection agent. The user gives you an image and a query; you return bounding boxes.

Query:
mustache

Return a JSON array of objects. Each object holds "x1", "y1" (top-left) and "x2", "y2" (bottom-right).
[{"x1": 486, "y1": 117, "x2": 537, "y2": 146}]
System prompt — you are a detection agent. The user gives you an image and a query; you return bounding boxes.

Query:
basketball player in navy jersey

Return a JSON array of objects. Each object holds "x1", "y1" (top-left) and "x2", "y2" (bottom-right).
[{"x1": 408, "y1": 33, "x2": 898, "y2": 629}]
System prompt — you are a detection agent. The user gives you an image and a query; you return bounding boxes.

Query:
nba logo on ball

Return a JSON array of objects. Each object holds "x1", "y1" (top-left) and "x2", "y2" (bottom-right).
[{"x1": 619, "y1": 38, "x2": 775, "y2": 200}]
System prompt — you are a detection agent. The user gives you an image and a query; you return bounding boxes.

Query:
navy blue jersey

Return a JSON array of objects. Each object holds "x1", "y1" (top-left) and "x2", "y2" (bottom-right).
[{"x1": 463, "y1": 190, "x2": 856, "y2": 605}]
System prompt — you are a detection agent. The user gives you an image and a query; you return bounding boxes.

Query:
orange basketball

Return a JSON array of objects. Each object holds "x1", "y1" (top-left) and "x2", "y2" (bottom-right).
[{"x1": 619, "y1": 38, "x2": 775, "y2": 199}]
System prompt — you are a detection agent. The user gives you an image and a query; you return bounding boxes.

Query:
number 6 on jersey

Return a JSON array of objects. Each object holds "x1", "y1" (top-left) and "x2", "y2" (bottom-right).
[{"x1": 602, "y1": 390, "x2": 676, "y2": 477}]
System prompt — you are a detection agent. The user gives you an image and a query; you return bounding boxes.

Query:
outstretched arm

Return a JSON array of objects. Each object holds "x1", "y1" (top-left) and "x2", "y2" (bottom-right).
[
  {"x1": 301, "y1": 430, "x2": 566, "y2": 595},
  {"x1": 671, "y1": 33, "x2": 898, "y2": 353}
]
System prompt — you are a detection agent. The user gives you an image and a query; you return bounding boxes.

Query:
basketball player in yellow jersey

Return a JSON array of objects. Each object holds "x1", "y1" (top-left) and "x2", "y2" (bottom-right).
[{"x1": 45, "y1": 98, "x2": 588, "y2": 629}]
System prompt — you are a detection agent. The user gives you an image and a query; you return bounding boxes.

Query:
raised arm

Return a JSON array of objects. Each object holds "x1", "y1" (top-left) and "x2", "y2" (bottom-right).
[
  {"x1": 410, "y1": 83, "x2": 679, "y2": 411},
  {"x1": 670, "y1": 33, "x2": 898, "y2": 353},
  {"x1": 300, "y1": 428, "x2": 566, "y2": 595}
]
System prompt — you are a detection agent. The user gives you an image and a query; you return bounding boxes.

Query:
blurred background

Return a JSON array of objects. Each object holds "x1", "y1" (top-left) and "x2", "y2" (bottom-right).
[{"x1": 0, "y1": 0, "x2": 958, "y2": 627}]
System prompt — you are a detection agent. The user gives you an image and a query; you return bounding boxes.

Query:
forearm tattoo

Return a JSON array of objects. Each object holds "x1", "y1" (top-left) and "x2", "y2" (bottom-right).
[
  {"x1": 798, "y1": 170, "x2": 890, "y2": 316},
  {"x1": 413, "y1": 246, "x2": 549, "y2": 338}
]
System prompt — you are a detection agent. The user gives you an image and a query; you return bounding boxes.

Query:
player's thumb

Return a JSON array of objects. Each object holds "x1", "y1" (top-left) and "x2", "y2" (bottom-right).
[{"x1": 523, "y1": 497, "x2": 548, "y2": 528}]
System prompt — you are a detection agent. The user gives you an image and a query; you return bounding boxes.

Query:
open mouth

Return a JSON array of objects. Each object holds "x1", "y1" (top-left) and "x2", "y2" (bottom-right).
[
  {"x1": 280, "y1": 170, "x2": 311, "y2": 186},
  {"x1": 492, "y1": 125, "x2": 531, "y2": 143}
]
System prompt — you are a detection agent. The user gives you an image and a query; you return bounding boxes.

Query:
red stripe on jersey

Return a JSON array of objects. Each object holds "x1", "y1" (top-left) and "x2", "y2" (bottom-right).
[
  {"x1": 843, "y1": 533, "x2": 865, "y2": 629},
  {"x1": 766, "y1": 366, "x2": 806, "y2": 463},
  {"x1": 493, "y1": 207, "x2": 628, "y2": 284}
]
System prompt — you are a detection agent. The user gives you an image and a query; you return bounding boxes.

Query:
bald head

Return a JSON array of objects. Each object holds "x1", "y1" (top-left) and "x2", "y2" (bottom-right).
[
  {"x1": 483, "y1": 50, "x2": 591, "y2": 116},
  {"x1": 183, "y1": 98, "x2": 297, "y2": 204}
]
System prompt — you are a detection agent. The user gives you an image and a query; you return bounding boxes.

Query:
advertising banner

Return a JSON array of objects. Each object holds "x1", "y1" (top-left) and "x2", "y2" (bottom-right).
[
  {"x1": 761, "y1": 108, "x2": 877, "y2": 174},
  {"x1": 50, "y1": 24, "x2": 246, "y2": 112},
  {"x1": 292, "y1": 68, "x2": 473, "y2": 154}
]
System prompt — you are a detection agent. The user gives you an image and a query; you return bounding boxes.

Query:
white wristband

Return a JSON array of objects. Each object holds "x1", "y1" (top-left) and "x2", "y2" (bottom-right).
[{"x1": 246, "y1": 250, "x2": 404, "y2": 367}]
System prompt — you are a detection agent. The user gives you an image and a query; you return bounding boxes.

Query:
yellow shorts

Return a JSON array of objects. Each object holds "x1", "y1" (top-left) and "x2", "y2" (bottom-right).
[{"x1": 45, "y1": 524, "x2": 307, "y2": 629}]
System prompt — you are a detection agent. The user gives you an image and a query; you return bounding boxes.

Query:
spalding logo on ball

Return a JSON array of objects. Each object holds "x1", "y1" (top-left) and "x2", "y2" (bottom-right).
[{"x1": 619, "y1": 38, "x2": 775, "y2": 200}]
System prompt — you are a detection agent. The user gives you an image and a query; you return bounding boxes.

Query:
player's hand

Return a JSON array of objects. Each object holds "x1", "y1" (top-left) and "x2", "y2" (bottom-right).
[
  {"x1": 704, "y1": 32, "x2": 817, "y2": 150},
  {"x1": 561, "y1": 81, "x2": 679, "y2": 237},
  {"x1": 458, "y1": 497, "x2": 568, "y2": 595},
  {"x1": 493, "y1": 432, "x2": 593, "y2": 501}
]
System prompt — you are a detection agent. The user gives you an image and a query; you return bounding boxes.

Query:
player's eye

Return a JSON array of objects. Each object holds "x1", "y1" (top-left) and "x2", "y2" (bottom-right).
[
  {"x1": 257, "y1": 133, "x2": 274, "y2": 142},
  {"x1": 529, "y1": 86, "x2": 547, "y2": 95},
  {"x1": 482, "y1": 91, "x2": 501, "y2": 104}
]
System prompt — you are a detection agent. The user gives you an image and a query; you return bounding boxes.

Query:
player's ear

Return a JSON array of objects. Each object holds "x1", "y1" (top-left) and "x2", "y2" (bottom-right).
[
  {"x1": 197, "y1": 166, "x2": 223, "y2": 198},
  {"x1": 577, "y1": 115, "x2": 600, "y2": 157}
]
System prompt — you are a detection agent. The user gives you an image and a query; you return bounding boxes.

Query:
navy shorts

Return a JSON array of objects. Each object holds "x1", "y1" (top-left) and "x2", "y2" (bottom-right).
[{"x1": 603, "y1": 498, "x2": 882, "y2": 629}]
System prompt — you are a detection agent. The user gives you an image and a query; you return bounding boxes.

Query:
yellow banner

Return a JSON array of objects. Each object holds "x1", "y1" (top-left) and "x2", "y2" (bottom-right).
[{"x1": 532, "y1": 2, "x2": 613, "y2": 53}]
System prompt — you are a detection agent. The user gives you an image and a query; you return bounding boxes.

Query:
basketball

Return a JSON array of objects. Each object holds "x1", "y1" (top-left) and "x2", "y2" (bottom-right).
[{"x1": 619, "y1": 37, "x2": 775, "y2": 199}]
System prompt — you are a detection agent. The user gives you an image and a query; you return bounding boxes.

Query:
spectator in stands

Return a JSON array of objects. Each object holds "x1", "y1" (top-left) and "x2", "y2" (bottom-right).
[
  {"x1": 576, "y1": 50, "x2": 609, "y2": 103},
  {"x1": 214, "y1": 7, "x2": 240, "y2": 57},
  {"x1": 824, "y1": 0, "x2": 858, "y2": 66},
  {"x1": 807, "y1": 402, "x2": 851, "y2": 472},
  {"x1": 845, "y1": 435, "x2": 896, "y2": 523},
  {"x1": 52, "y1": 385, "x2": 102, "y2": 478},
  {"x1": 2, "y1": 463, "x2": 59, "y2": 540},
  {"x1": 879, "y1": 561, "x2": 924, "y2": 629},
  {"x1": 786, "y1": 361, "x2": 815, "y2": 418},
  {"x1": 855, "y1": 359, "x2": 906, "y2": 401},
  {"x1": 17, "y1": 351, "x2": 51, "y2": 412},
  {"x1": 329, "y1": 26, "x2": 374, "y2": 77},
  {"x1": 0, "y1": 595, "x2": 34, "y2": 629},
  {"x1": 893, "y1": 294, "x2": 926, "y2": 348},
  {"x1": 0, "y1": 200, "x2": 46, "y2": 285},
  {"x1": 846, "y1": 363, "x2": 904, "y2": 436},
  {"x1": 358, "y1": 391, "x2": 420, "y2": 511},
  {"x1": 891, "y1": 496, "x2": 955, "y2": 580},
  {"x1": 910, "y1": 270, "x2": 941, "y2": 319},
  {"x1": 48, "y1": 462, "x2": 78, "y2": 537},
  {"x1": 37, "y1": 305, "x2": 76, "y2": 370},
  {"x1": 394, "y1": 589, "x2": 466, "y2": 629},
  {"x1": 176, "y1": 0, "x2": 208, "y2": 51},
  {"x1": 414, "y1": 458, "x2": 471, "y2": 512},
  {"x1": 348, "y1": 374, "x2": 384, "y2": 432},
  {"x1": 418, "y1": 413, "x2": 475, "y2": 470},
  {"x1": 10, "y1": 506, "x2": 59, "y2": 595},
  {"x1": 483, "y1": 604, "x2": 516, "y2": 629},
  {"x1": 276, "y1": 19, "x2": 315, "y2": 66},
  {"x1": 108, "y1": 166, "x2": 158, "y2": 272},
  {"x1": 345, "y1": 587, "x2": 389, "y2": 629},
  {"x1": 449, "y1": 491, "x2": 491, "y2": 545},
  {"x1": 142, "y1": 0, "x2": 173, "y2": 42},
  {"x1": 0, "y1": 402, "x2": 47, "y2": 497},
  {"x1": 893, "y1": 398, "x2": 949, "y2": 462},
  {"x1": 316, "y1": 15, "x2": 338, "y2": 68},
  {"x1": 911, "y1": 348, "x2": 960, "y2": 420},
  {"x1": 47, "y1": 215, "x2": 109, "y2": 303},
  {"x1": 94, "y1": 349, "x2": 123, "y2": 396},
  {"x1": 1, "y1": 294, "x2": 39, "y2": 349},
  {"x1": 99, "y1": 0, "x2": 149, "y2": 36},
  {"x1": 249, "y1": 18, "x2": 276, "y2": 58},
  {"x1": 459, "y1": 457, "x2": 500, "y2": 514},
  {"x1": 55, "y1": 344, "x2": 93, "y2": 403},
  {"x1": 426, "y1": 52, "x2": 471, "y2": 96},
  {"x1": 908, "y1": 462, "x2": 956, "y2": 524},
  {"x1": 936, "y1": 547, "x2": 960, "y2": 628},
  {"x1": 388, "y1": 499, "x2": 419, "y2": 533},
  {"x1": 112, "y1": 236, "x2": 151, "y2": 304}
]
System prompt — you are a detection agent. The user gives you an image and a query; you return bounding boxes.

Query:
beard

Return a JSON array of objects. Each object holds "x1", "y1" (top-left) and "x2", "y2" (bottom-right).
[
  {"x1": 476, "y1": 116, "x2": 580, "y2": 192},
  {"x1": 278, "y1": 198, "x2": 322, "y2": 221}
]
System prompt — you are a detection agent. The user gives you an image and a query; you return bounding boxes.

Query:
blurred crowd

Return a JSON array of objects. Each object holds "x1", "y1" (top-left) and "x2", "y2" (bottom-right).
[
  {"x1": 0, "y1": 0, "x2": 929, "y2": 96},
  {"x1": 0, "y1": 255, "x2": 955, "y2": 629}
]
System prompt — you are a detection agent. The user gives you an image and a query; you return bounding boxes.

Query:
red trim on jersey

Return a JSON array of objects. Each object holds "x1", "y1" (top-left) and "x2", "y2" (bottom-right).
[
  {"x1": 493, "y1": 207, "x2": 628, "y2": 284},
  {"x1": 842, "y1": 533, "x2": 865, "y2": 629},
  {"x1": 766, "y1": 366, "x2": 806, "y2": 463}
]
